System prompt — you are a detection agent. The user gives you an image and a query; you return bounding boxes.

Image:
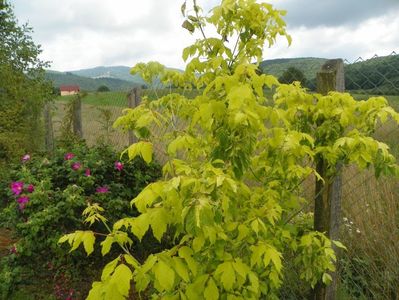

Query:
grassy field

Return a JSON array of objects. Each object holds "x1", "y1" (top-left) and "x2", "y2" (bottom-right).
[{"x1": 55, "y1": 88, "x2": 199, "y2": 107}]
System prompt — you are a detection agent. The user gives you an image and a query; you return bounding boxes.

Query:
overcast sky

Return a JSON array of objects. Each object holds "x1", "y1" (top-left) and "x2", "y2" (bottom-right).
[{"x1": 12, "y1": 0, "x2": 399, "y2": 71}]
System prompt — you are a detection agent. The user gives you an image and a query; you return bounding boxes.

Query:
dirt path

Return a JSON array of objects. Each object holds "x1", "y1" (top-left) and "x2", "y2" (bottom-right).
[{"x1": 0, "y1": 228, "x2": 13, "y2": 257}]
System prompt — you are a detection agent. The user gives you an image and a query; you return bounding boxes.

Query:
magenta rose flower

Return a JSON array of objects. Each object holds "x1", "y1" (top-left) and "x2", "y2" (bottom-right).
[
  {"x1": 21, "y1": 154, "x2": 31, "y2": 162},
  {"x1": 114, "y1": 161, "x2": 123, "y2": 171},
  {"x1": 85, "y1": 168, "x2": 91, "y2": 176},
  {"x1": 96, "y1": 186, "x2": 109, "y2": 194},
  {"x1": 10, "y1": 181, "x2": 24, "y2": 195},
  {"x1": 64, "y1": 153, "x2": 75, "y2": 160},
  {"x1": 27, "y1": 184, "x2": 35, "y2": 193},
  {"x1": 17, "y1": 196, "x2": 29, "y2": 210},
  {"x1": 71, "y1": 162, "x2": 81, "y2": 171},
  {"x1": 10, "y1": 245, "x2": 18, "y2": 254}
]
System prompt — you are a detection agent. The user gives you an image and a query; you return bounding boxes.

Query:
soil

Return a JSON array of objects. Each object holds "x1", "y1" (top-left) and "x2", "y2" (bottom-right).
[{"x1": 0, "y1": 228, "x2": 14, "y2": 257}]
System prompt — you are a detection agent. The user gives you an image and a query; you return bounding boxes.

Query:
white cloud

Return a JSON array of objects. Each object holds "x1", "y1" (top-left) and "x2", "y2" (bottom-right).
[{"x1": 11, "y1": 0, "x2": 399, "y2": 71}]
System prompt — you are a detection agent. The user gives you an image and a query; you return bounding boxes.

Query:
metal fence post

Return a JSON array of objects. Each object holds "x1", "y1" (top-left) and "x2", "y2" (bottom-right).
[
  {"x1": 127, "y1": 87, "x2": 141, "y2": 145},
  {"x1": 313, "y1": 59, "x2": 344, "y2": 300}
]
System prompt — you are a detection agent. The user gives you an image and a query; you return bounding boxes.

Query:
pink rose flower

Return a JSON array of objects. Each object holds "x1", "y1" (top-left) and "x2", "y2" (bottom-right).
[
  {"x1": 96, "y1": 186, "x2": 109, "y2": 193},
  {"x1": 71, "y1": 162, "x2": 81, "y2": 171},
  {"x1": 114, "y1": 161, "x2": 124, "y2": 171},
  {"x1": 85, "y1": 168, "x2": 91, "y2": 176},
  {"x1": 17, "y1": 196, "x2": 29, "y2": 210},
  {"x1": 27, "y1": 184, "x2": 35, "y2": 193},
  {"x1": 10, "y1": 245, "x2": 18, "y2": 254},
  {"x1": 10, "y1": 181, "x2": 24, "y2": 195},
  {"x1": 64, "y1": 153, "x2": 75, "y2": 160},
  {"x1": 22, "y1": 154, "x2": 31, "y2": 162}
]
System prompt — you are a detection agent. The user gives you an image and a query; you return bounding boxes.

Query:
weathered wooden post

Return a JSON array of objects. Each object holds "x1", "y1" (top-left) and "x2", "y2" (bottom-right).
[
  {"x1": 127, "y1": 87, "x2": 141, "y2": 145},
  {"x1": 72, "y1": 94, "x2": 83, "y2": 138},
  {"x1": 43, "y1": 102, "x2": 54, "y2": 152},
  {"x1": 313, "y1": 59, "x2": 344, "y2": 300}
]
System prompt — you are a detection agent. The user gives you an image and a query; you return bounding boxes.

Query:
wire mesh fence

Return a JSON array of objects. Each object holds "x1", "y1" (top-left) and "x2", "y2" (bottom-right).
[
  {"x1": 47, "y1": 51, "x2": 399, "y2": 299},
  {"x1": 337, "y1": 52, "x2": 399, "y2": 299}
]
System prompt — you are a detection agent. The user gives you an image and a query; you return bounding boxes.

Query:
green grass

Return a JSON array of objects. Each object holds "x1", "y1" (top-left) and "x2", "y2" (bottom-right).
[
  {"x1": 56, "y1": 91, "x2": 127, "y2": 107},
  {"x1": 55, "y1": 88, "x2": 200, "y2": 107}
]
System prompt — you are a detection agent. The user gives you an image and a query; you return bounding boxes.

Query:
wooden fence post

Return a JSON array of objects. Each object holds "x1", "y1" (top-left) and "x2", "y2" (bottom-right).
[
  {"x1": 43, "y1": 102, "x2": 54, "y2": 152},
  {"x1": 127, "y1": 87, "x2": 141, "y2": 145},
  {"x1": 313, "y1": 59, "x2": 344, "y2": 300},
  {"x1": 73, "y1": 94, "x2": 83, "y2": 138}
]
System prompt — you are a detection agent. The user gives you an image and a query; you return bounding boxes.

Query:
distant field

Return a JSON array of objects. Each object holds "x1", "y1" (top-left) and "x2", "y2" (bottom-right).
[{"x1": 55, "y1": 88, "x2": 199, "y2": 107}]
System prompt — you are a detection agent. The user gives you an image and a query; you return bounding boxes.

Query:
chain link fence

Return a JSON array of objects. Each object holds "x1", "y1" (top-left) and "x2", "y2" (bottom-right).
[{"x1": 47, "y1": 52, "x2": 399, "y2": 299}]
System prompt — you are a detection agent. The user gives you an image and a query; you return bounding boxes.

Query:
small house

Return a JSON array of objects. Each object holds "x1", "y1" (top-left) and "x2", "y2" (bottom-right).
[{"x1": 60, "y1": 85, "x2": 80, "y2": 96}]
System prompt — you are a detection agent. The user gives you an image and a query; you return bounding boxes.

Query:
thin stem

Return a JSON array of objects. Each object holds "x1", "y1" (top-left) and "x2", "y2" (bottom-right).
[
  {"x1": 228, "y1": 28, "x2": 243, "y2": 70},
  {"x1": 193, "y1": 0, "x2": 212, "y2": 53}
]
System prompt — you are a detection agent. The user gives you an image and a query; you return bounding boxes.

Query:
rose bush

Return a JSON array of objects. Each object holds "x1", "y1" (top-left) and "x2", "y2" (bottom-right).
[{"x1": 0, "y1": 142, "x2": 161, "y2": 298}]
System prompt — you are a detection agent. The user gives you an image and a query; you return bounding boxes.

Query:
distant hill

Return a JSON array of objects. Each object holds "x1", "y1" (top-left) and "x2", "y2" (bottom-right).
[
  {"x1": 345, "y1": 54, "x2": 399, "y2": 95},
  {"x1": 260, "y1": 57, "x2": 328, "y2": 80},
  {"x1": 69, "y1": 66, "x2": 145, "y2": 84},
  {"x1": 47, "y1": 54, "x2": 399, "y2": 94},
  {"x1": 45, "y1": 71, "x2": 138, "y2": 92},
  {"x1": 260, "y1": 55, "x2": 399, "y2": 95}
]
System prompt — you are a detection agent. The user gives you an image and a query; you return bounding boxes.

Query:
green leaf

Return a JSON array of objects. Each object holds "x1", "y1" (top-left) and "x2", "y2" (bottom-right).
[
  {"x1": 58, "y1": 234, "x2": 70, "y2": 244},
  {"x1": 173, "y1": 257, "x2": 190, "y2": 282},
  {"x1": 267, "y1": 247, "x2": 282, "y2": 272},
  {"x1": 322, "y1": 273, "x2": 332, "y2": 285},
  {"x1": 110, "y1": 264, "x2": 133, "y2": 297},
  {"x1": 71, "y1": 231, "x2": 84, "y2": 251},
  {"x1": 101, "y1": 256, "x2": 120, "y2": 281},
  {"x1": 131, "y1": 214, "x2": 150, "y2": 241},
  {"x1": 204, "y1": 278, "x2": 219, "y2": 300},
  {"x1": 124, "y1": 254, "x2": 140, "y2": 269},
  {"x1": 332, "y1": 240, "x2": 347, "y2": 250},
  {"x1": 86, "y1": 282, "x2": 105, "y2": 300},
  {"x1": 101, "y1": 235, "x2": 114, "y2": 256},
  {"x1": 141, "y1": 141, "x2": 153, "y2": 163},
  {"x1": 150, "y1": 208, "x2": 168, "y2": 242},
  {"x1": 181, "y1": 1, "x2": 186, "y2": 17},
  {"x1": 154, "y1": 260, "x2": 175, "y2": 291},
  {"x1": 192, "y1": 234, "x2": 205, "y2": 252},
  {"x1": 182, "y1": 20, "x2": 195, "y2": 33},
  {"x1": 216, "y1": 262, "x2": 235, "y2": 291},
  {"x1": 126, "y1": 141, "x2": 153, "y2": 164},
  {"x1": 82, "y1": 231, "x2": 96, "y2": 256}
]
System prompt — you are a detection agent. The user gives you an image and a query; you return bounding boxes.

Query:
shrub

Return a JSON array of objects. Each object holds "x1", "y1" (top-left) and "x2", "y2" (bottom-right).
[
  {"x1": 0, "y1": 142, "x2": 161, "y2": 298},
  {"x1": 97, "y1": 85, "x2": 110, "y2": 92}
]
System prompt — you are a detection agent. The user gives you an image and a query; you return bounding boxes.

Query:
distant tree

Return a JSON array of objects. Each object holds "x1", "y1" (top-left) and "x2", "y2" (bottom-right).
[
  {"x1": 279, "y1": 67, "x2": 308, "y2": 86},
  {"x1": 97, "y1": 85, "x2": 110, "y2": 92},
  {"x1": 0, "y1": 1, "x2": 51, "y2": 161},
  {"x1": 52, "y1": 86, "x2": 61, "y2": 96}
]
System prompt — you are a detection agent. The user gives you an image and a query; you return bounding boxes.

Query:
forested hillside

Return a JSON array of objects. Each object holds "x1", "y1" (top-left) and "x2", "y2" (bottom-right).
[
  {"x1": 260, "y1": 54, "x2": 399, "y2": 94},
  {"x1": 69, "y1": 66, "x2": 145, "y2": 83},
  {"x1": 345, "y1": 54, "x2": 399, "y2": 95},
  {"x1": 45, "y1": 71, "x2": 138, "y2": 91}
]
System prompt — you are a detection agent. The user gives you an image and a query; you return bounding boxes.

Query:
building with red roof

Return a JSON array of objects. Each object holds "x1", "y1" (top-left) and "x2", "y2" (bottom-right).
[{"x1": 60, "y1": 85, "x2": 80, "y2": 96}]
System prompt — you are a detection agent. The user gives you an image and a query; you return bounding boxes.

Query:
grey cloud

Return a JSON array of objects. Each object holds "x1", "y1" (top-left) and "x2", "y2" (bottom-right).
[
  {"x1": 12, "y1": 0, "x2": 176, "y2": 43},
  {"x1": 270, "y1": 0, "x2": 399, "y2": 28}
]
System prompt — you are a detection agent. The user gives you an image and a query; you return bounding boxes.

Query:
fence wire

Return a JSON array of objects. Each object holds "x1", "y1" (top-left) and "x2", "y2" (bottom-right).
[{"x1": 49, "y1": 52, "x2": 399, "y2": 299}]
